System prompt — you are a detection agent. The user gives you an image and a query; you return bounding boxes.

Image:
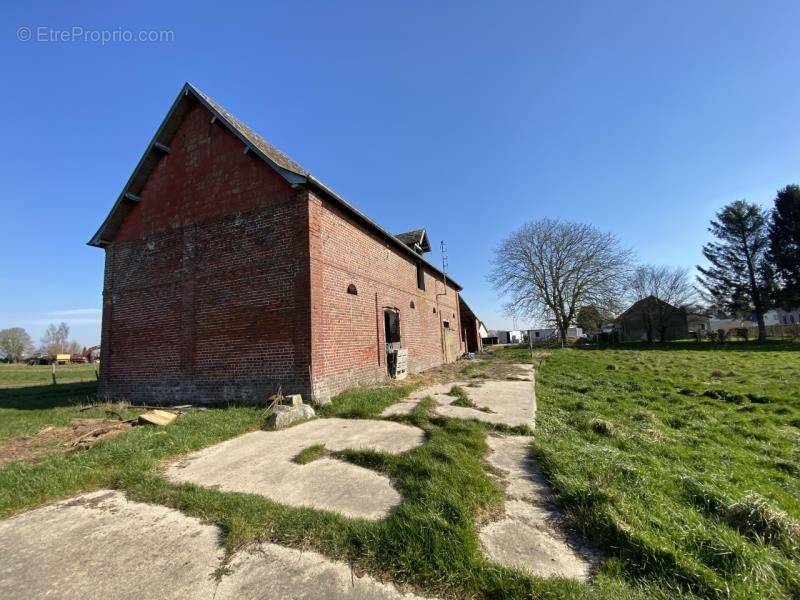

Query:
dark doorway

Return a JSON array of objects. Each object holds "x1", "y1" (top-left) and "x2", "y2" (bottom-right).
[{"x1": 383, "y1": 308, "x2": 401, "y2": 376}]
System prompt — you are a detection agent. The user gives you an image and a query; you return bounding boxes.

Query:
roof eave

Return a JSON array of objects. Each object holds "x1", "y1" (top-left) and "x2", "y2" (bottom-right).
[
  {"x1": 88, "y1": 82, "x2": 308, "y2": 248},
  {"x1": 87, "y1": 86, "x2": 191, "y2": 247},
  {"x1": 304, "y1": 176, "x2": 462, "y2": 290}
]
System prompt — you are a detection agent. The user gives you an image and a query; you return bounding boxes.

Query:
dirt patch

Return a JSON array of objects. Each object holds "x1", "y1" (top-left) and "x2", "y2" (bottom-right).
[{"x1": 0, "y1": 418, "x2": 134, "y2": 467}]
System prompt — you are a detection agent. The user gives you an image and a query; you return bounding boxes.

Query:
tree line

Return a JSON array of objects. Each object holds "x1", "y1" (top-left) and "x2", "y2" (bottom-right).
[
  {"x1": 0, "y1": 322, "x2": 84, "y2": 363},
  {"x1": 490, "y1": 184, "x2": 800, "y2": 343}
]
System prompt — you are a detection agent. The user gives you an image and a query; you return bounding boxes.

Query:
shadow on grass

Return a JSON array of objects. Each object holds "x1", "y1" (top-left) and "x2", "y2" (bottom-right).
[
  {"x1": 576, "y1": 339, "x2": 800, "y2": 352},
  {"x1": 0, "y1": 382, "x2": 98, "y2": 410}
]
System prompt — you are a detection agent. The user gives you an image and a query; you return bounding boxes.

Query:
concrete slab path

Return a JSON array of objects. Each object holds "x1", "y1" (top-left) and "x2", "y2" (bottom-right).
[
  {"x1": 220, "y1": 542, "x2": 429, "y2": 599},
  {"x1": 435, "y1": 380, "x2": 535, "y2": 428},
  {"x1": 0, "y1": 490, "x2": 431, "y2": 599},
  {"x1": 166, "y1": 418, "x2": 425, "y2": 520},
  {"x1": 381, "y1": 375, "x2": 535, "y2": 429},
  {"x1": 478, "y1": 434, "x2": 595, "y2": 580}
]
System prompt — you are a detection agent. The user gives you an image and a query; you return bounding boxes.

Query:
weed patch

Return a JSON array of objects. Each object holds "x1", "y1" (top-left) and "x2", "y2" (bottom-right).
[
  {"x1": 292, "y1": 444, "x2": 327, "y2": 464},
  {"x1": 588, "y1": 418, "x2": 615, "y2": 437},
  {"x1": 447, "y1": 385, "x2": 493, "y2": 413}
]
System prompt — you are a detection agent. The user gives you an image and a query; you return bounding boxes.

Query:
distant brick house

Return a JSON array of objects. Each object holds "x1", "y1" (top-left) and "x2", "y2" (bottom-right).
[{"x1": 89, "y1": 83, "x2": 469, "y2": 404}]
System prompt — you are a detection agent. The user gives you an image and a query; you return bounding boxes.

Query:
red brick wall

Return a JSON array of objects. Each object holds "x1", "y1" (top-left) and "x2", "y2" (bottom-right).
[
  {"x1": 100, "y1": 101, "x2": 313, "y2": 404},
  {"x1": 99, "y1": 98, "x2": 465, "y2": 405},
  {"x1": 308, "y1": 192, "x2": 463, "y2": 400}
]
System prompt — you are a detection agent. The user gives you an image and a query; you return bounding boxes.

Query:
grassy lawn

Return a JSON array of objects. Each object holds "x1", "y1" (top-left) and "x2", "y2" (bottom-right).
[
  {"x1": 0, "y1": 362, "x2": 99, "y2": 388},
  {"x1": 0, "y1": 364, "x2": 137, "y2": 440},
  {"x1": 1, "y1": 344, "x2": 798, "y2": 598},
  {"x1": 511, "y1": 341, "x2": 800, "y2": 599}
]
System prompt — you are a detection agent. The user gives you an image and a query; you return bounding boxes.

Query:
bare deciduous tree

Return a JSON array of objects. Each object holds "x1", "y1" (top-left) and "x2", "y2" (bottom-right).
[
  {"x1": 0, "y1": 327, "x2": 34, "y2": 362},
  {"x1": 40, "y1": 322, "x2": 81, "y2": 356},
  {"x1": 629, "y1": 265, "x2": 697, "y2": 342},
  {"x1": 490, "y1": 219, "x2": 632, "y2": 345}
]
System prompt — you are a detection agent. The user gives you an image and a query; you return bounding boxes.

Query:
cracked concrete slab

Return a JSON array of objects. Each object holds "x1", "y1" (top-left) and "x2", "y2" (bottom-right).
[
  {"x1": 508, "y1": 363, "x2": 535, "y2": 381},
  {"x1": 166, "y1": 418, "x2": 425, "y2": 520},
  {"x1": 481, "y1": 434, "x2": 552, "y2": 500},
  {"x1": 479, "y1": 434, "x2": 594, "y2": 580},
  {"x1": 0, "y1": 490, "x2": 432, "y2": 599},
  {"x1": 435, "y1": 379, "x2": 534, "y2": 428},
  {"x1": 384, "y1": 379, "x2": 535, "y2": 428},
  {"x1": 379, "y1": 382, "x2": 460, "y2": 417},
  {"x1": 220, "y1": 542, "x2": 430, "y2": 599},
  {"x1": 0, "y1": 490, "x2": 224, "y2": 600}
]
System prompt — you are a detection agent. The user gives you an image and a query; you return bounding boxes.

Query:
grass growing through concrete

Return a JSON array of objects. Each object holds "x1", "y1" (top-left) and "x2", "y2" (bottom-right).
[
  {"x1": 508, "y1": 341, "x2": 800, "y2": 599},
  {"x1": 0, "y1": 363, "x2": 651, "y2": 599},
  {"x1": 6, "y1": 345, "x2": 798, "y2": 597},
  {"x1": 448, "y1": 384, "x2": 494, "y2": 413},
  {"x1": 317, "y1": 385, "x2": 413, "y2": 419},
  {"x1": 448, "y1": 384, "x2": 475, "y2": 407},
  {"x1": 292, "y1": 443, "x2": 327, "y2": 464}
]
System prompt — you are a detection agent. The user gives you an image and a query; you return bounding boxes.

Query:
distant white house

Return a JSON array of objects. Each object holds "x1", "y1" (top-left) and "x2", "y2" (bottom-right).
[
  {"x1": 507, "y1": 330, "x2": 524, "y2": 344},
  {"x1": 528, "y1": 326, "x2": 582, "y2": 341},
  {"x1": 485, "y1": 329, "x2": 525, "y2": 344},
  {"x1": 710, "y1": 308, "x2": 799, "y2": 330},
  {"x1": 775, "y1": 307, "x2": 800, "y2": 325}
]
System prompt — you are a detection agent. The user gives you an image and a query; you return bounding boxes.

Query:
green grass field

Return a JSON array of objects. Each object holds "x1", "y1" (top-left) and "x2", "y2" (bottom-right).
[
  {"x1": 0, "y1": 344, "x2": 798, "y2": 599},
  {"x1": 0, "y1": 363, "x2": 99, "y2": 388},
  {"x1": 507, "y1": 341, "x2": 800, "y2": 599},
  {"x1": 0, "y1": 364, "x2": 134, "y2": 440}
]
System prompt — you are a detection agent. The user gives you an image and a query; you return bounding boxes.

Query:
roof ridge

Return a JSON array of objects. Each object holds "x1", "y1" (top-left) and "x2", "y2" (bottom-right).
[{"x1": 88, "y1": 83, "x2": 461, "y2": 289}]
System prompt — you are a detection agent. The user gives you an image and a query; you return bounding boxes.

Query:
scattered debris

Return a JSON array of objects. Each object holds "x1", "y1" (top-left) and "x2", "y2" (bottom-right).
[
  {"x1": 69, "y1": 420, "x2": 134, "y2": 448},
  {"x1": 0, "y1": 419, "x2": 134, "y2": 467},
  {"x1": 288, "y1": 394, "x2": 305, "y2": 406},
  {"x1": 138, "y1": 410, "x2": 178, "y2": 427},
  {"x1": 265, "y1": 385, "x2": 285, "y2": 412},
  {"x1": 170, "y1": 404, "x2": 206, "y2": 414}
]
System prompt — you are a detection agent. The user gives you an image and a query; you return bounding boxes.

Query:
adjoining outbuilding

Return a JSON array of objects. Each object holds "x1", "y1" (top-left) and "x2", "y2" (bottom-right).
[
  {"x1": 89, "y1": 83, "x2": 472, "y2": 405},
  {"x1": 458, "y1": 296, "x2": 484, "y2": 354}
]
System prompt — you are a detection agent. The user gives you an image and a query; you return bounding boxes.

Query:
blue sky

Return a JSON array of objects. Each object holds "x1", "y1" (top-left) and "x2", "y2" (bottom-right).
[{"x1": 2, "y1": 1, "x2": 800, "y2": 347}]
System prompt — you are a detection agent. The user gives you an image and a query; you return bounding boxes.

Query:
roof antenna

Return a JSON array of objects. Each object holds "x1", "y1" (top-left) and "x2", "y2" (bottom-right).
[{"x1": 440, "y1": 240, "x2": 448, "y2": 293}]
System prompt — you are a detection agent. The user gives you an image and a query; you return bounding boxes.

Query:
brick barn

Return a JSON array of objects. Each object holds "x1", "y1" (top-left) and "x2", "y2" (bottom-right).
[{"x1": 89, "y1": 83, "x2": 470, "y2": 404}]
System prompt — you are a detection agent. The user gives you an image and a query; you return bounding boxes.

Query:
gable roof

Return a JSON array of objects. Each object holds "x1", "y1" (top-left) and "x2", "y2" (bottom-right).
[
  {"x1": 617, "y1": 296, "x2": 683, "y2": 321},
  {"x1": 88, "y1": 83, "x2": 461, "y2": 290},
  {"x1": 395, "y1": 228, "x2": 431, "y2": 253}
]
